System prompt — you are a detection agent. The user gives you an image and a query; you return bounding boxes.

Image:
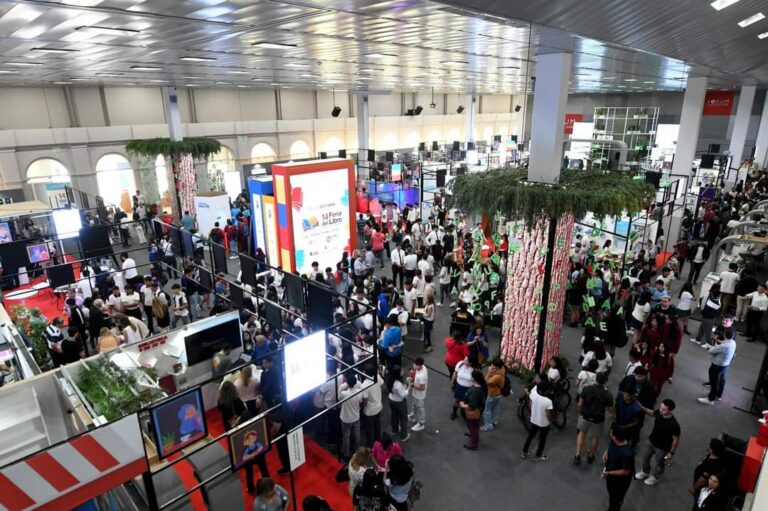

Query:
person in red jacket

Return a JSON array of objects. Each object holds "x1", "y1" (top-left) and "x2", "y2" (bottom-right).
[
  {"x1": 444, "y1": 330, "x2": 470, "y2": 378},
  {"x1": 649, "y1": 343, "x2": 675, "y2": 396},
  {"x1": 371, "y1": 227, "x2": 386, "y2": 269}
]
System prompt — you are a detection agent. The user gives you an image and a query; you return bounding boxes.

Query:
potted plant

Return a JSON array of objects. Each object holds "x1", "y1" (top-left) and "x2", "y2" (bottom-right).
[
  {"x1": 161, "y1": 432, "x2": 177, "y2": 453},
  {"x1": 9, "y1": 304, "x2": 52, "y2": 371}
]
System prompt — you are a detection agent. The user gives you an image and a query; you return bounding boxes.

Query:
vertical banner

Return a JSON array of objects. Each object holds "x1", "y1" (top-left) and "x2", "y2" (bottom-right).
[
  {"x1": 287, "y1": 428, "x2": 306, "y2": 470},
  {"x1": 262, "y1": 196, "x2": 279, "y2": 267},
  {"x1": 703, "y1": 91, "x2": 736, "y2": 116},
  {"x1": 564, "y1": 113, "x2": 583, "y2": 135}
]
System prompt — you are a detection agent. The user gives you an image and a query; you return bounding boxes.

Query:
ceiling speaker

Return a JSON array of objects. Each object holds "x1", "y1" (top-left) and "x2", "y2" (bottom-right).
[
  {"x1": 405, "y1": 109, "x2": 414, "y2": 116},
  {"x1": 331, "y1": 106, "x2": 341, "y2": 117},
  {"x1": 319, "y1": 152, "x2": 327, "y2": 159},
  {"x1": 514, "y1": 105, "x2": 521, "y2": 112},
  {"x1": 457, "y1": 105, "x2": 465, "y2": 113},
  {"x1": 414, "y1": 106, "x2": 423, "y2": 115}
]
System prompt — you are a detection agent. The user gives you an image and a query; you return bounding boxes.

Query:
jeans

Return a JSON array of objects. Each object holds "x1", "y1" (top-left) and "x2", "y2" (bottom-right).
[
  {"x1": 482, "y1": 395, "x2": 501, "y2": 429},
  {"x1": 389, "y1": 398, "x2": 408, "y2": 439},
  {"x1": 696, "y1": 317, "x2": 715, "y2": 345},
  {"x1": 605, "y1": 475, "x2": 632, "y2": 511},
  {"x1": 522, "y1": 424, "x2": 550, "y2": 457},
  {"x1": 707, "y1": 363, "x2": 729, "y2": 401},
  {"x1": 341, "y1": 420, "x2": 360, "y2": 459},
  {"x1": 423, "y1": 319, "x2": 433, "y2": 347},
  {"x1": 171, "y1": 314, "x2": 191, "y2": 329},
  {"x1": 465, "y1": 418, "x2": 480, "y2": 449},
  {"x1": 736, "y1": 295, "x2": 750, "y2": 322},
  {"x1": 229, "y1": 240, "x2": 237, "y2": 254},
  {"x1": 143, "y1": 305, "x2": 155, "y2": 333},
  {"x1": 361, "y1": 412, "x2": 381, "y2": 447},
  {"x1": 641, "y1": 441, "x2": 668, "y2": 479},
  {"x1": 411, "y1": 397, "x2": 426, "y2": 425}
]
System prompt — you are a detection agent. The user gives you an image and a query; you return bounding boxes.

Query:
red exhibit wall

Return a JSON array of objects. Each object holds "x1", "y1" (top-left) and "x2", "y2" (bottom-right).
[
  {"x1": 271, "y1": 159, "x2": 356, "y2": 274},
  {"x1": 500, "y1": 213, "x2": 575, "y2": 370}
]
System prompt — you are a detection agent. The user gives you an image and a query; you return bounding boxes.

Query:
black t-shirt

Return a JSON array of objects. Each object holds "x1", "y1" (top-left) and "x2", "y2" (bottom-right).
[
  {"x1": 580, "y1": 384, "x2": 613, "y2": 423},
  {"x1": 442, "y1": 233, "x2": 454, "y2": 252},
  {"x1": 61, "y1": 338, "x2": 83, "y2": 364},
  {"x1": 353, "y1": 485, "x2": 389, "y2": 511},
  {"x1": 693, "y1": 455, "x2": 726, "y2": 484},
  {"x1": 648, "y1": 411, "x2": 681, "y2": 452},
  {"x1": 463, "y1": 386, "x2": 485, "y2": 409},
  {"x1": 605, "y1": 441, "x2": 635, "y2": 477}
]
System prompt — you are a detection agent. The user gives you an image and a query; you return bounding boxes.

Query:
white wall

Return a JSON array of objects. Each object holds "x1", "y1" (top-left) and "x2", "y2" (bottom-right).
[
  {"x1": 104, "y1": 87, "x2": 165, "y2": 126},
  {"x1": 0, "y1": 88, "x2": 69, "y2": 129}
]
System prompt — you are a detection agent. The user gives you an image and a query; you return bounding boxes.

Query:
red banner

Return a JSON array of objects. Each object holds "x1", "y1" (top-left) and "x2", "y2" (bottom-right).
[
  {"x1": 564, "y1": 113, "x2": 583, "y2": 134},
  {"x1": 703, "y1": 91, "x2": 735, "y2": 116}
]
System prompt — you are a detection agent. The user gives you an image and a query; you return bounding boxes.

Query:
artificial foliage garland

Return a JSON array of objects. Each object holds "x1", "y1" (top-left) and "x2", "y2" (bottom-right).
[{"x1": 125, "y1": 138, "x2": 222, "y2": 160}]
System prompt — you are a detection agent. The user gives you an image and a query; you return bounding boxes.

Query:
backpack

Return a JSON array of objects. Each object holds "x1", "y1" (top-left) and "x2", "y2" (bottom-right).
[{"x1": 501, "y1": 375, "x2": 512, "y2": 397}]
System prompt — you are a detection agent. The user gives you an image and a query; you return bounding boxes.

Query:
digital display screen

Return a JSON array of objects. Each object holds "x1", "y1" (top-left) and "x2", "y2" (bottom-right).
[
  {"x1": 391, "y1": 163, "x2": 402, "y2": 182},
  {"x1": 26, "y1": 243, "x2": 51, "y2": 264},
  {"x1": 284, "y1": 331, "x2": 327, "y2": 401},
  {"x1": 289, "y1": 168, "x2": 352, "y2": 275},
  {"x1": 0, "y1": 222, "x2": 11, "y2": 244},
  {"x1": 52, "y1": 209, "x2": 82, "y2": 239},
  {"x1": 184, "y1": 317, "x2": 242, "y2": 366},
  {"x1": 151, "y1": 388, "x2": 208, "y2": 459}
]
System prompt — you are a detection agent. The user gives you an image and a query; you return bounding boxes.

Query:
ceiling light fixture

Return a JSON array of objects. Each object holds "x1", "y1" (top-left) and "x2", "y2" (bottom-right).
[
  {"x1": 738, "y1": 12, "x2": 765, "y2": 27},
  {"x1": 365, "y1": 52, "x2": 395, "y2": 59},
  {"x1": 759, "y1": 31, "x2": 768, "y2": 39},
  {"x1": 237, "y1": 85, "x2": 250, "y2": 88},
  {"x1": 227, "y1": 70, "x2": 250, "y2": 74},
  {"x1": 441, "y1": 60, "x2": 468, "y2": 66},
  {"x1": 131, "y1": 66, "x2": 162, "y2": 71},
  {"x1": 185, "y1": 84, "x2": 199, "y2": 87},
  {"x1": 53, "y1": 81, "x2": 71, "y2": 84},
  {"x1": 710, "y1": 0, "x2": 741, "y2": 10},
  {"x1": 96, "y1": 73, "x2": 124, "y2": 77},
  {"x1": 70, "y1": 78, "x2": 91, "y2": 81},
  {"x1": 252, "y1": 42, "x2": 297, "y2": 50},
  {"x1": 76, "y1": 26, "x2": 140, "y2": 36},
  {"x1": 624, "y1": 78, "x2": 638, "y2": 82},
  {"x1": 0, "y1": 70, "x2": 19, "y2": 74},
  {"x1": 331, "y1": 88, "x2": 341, "y2": 117},
  {"x1": 285, "y1": 63, "x2": 310, "y2": 68},
  {"x1": 32, "y1": 47, "x2": 78, "y2": 54},
  {"x1": 4, "y1": 61, "x2": 43, "y2": 66},
  {"x1": 149, "y1": 79, "x2": 168, "y2": 83},
  {"x1": 430, "y1": 87, "x2": 436, "y2": 108},
  {"x1": 179, "y1": 56, "x2": 216, "y2": 62},
  {"x1": 643, "y1": 81, "x2": 655, "y2": 84}
]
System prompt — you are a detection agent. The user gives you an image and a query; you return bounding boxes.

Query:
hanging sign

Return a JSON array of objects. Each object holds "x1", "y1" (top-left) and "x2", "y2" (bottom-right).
[
  {"x1": 287, "y1": 428, "x2": 306, "y2": 470},
  {"x1": 564, "y1": 114, "x2": 583, "y2": 135},
  {"x1": 703, "y1": 91, "x2": 735, "y2": 116}
]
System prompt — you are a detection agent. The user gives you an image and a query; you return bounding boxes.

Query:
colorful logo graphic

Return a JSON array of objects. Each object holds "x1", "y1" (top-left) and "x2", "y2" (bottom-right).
[
  {"x1": 302, "y1": 216, "x2": 319, "y2": 231},
  {"x1": 291, "y1": 187, "x2": 303, "y2": 211}
]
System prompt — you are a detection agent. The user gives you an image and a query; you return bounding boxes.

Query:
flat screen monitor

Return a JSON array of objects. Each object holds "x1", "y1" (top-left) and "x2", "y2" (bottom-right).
[
  {"x1": 239, "y1": 254, "x2": 257, "y2": 288},
  {"x1": 306, "y1": 284, "x2": 334, "y2": 330},
  {"x1": 367, "y1": 149, "x2": 375, "y2": 162},
  {"x1": 184, "y1": 317, "x2": 242, "y2": 366},
  {"x1": 150, "y1": 388, "x2": 208, "y2": 459},
  {"x1": 198, "y1": 267, "x2": 212, "y2": 292},
  {"x1": 47, "y1": 263, "x2": 75, "y2": 288},
  {"x1": 284, "y1": 331, "x2": 327, "y2": 401},
  {"x1": 391, "y1": 163, "x2": 402, "y2": 182},
  {"x1": 284, "y1": 274, "x2": 304, "y2": 309},
  {"x1": 228, "y1": 417, "x2": 271, "y2": 471},
  {"x1": 452, "y1": 141, "x2": 460, "y2": 151},
  {"x1": 26, "y1": 243, "x2": 51, "y2": 264},
  {"x1": 264, "y1": 301, "x2": 282, "y2": 331},
  {"x1": 0, "y1": 222, "x2": 12, "y2": 244},
  {"x1": 52, "y1": 209, "x2": 82, "y2": 239},
  {"x1": 213, "y1": 243, "x2": 228, "y2": 274},
  {"x1": 432, "y1": 141, "x2": 439, "y2": 151},
  {"x1": 80, "y1": 225, "x2": 113, "y2": 260},
  {"x1": 385, "y1": 151, "x2": 394, "y2": 162},
  {"x1": 419, "y1": 142, "x2": 426, "y2": 151},
  {"x1": 229, "y1": 283, "x2": 244, "y2": 308},
  {"x1": 700, "y1": 154, "x2": 716, "y2": 169}
]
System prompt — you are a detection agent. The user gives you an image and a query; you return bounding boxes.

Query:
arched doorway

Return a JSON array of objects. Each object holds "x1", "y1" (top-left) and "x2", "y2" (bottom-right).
[
  {"x1": 26, "y1": 158, "x2": 71, "y2": 208},
  {"x1": 250, "y1": 142, "x2": 276, "y2": 175},
  {"x1": 155, "y1": 155, "x2": 171, "y2": 212},
  {"x1": 206, "y1": 146, "x2": 240, "y2": 199},
  {"x1": 289, "y1": 140, "x2": 312, "y2": 160},
  {"x1": 96, "y1": 153, "x2": 136, "y2": 212}
]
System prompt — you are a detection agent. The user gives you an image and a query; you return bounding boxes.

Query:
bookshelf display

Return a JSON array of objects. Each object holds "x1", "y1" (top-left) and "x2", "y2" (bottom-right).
[{"x1": 591, "y1": 107, "x2": 660, "y2": 170}]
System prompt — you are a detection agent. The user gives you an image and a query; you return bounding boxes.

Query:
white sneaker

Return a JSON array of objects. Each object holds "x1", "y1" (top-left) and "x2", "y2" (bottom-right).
[
  {"x1": 401, "y1": 434, "x2": 411, "y2": 442},
  {"x1": 644, "y1": 475, "x2": 660, "y2": 486},
  {"x1": 408, "y1": 414, "x2": 416, "y2": 423},
  {"x1": 449, "y1": 302, "x2": 456, "y2": 308},
  {"x1": 697, "y1": 397, "x2": 715, "y2": 406},
  {"x1": 635, "y1": 471, "x2": 649, "y2": 481},
  {"x1": 700, "y1": 343, "x2": 711, "y2": 349},
  {"x1": 411, "y1": 423, "x2": 425, "y2": 432},
  {"x1": 689, "y1": 338, "x2": 700, "y2": 344}
]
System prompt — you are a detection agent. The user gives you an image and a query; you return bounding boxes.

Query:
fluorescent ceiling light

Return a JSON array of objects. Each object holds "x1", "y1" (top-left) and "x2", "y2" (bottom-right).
[
  {"x1": 738, "y1": 12, "x2": 765, "y2": 27},
  {"x1": 299, "y1": 74, "x2": 320, "y2": 78},
  {"x1": 184, "y1": 76, "x2": 204, "y2": 79},
  {"x1": 76, "y1": 26, "x2": 140, "y2": 36},
  {"x1": 0, "y1": 70, "x2": 19, "y2": 74},
  {"x1": 441, "y1": 60, "x2": 468, "y2": 65},
  {"x1": 185, "y1": 84, "x2": 199, "y2": 87},
  {"x1": 96, "y1": 73, "x2": 124, "y2": 77},
  {"x1": 149, "y1": 79, "x2": 168, "y2": 83},
  {"x1": 252, "y1": 42, "x2": 297, "y2": 50},
  {"x1": 624, "y1": 78, "x2": 637, "y2": 82},
  {"x1": 131, "y1": 66, "x2": 161, "y2": 71},
  {"x1": 711, "y1": 0, "x2": 741, "y2": 11},
  {"x1": 252, "y1": 78, "x2": 267, "y2": 81},
  {"x1": 70, "y1": 78, "x2": 91, "y2": 81},
  {"x1": 759, "y1": 31, "x2": 768, "y2": 39},
  {"x1": 227, "y1": 70, "x2": 249, "y2": 74},
  {"x1": 180, "y1": 56, "x2": 216, "y2": 62},
  {"x1": 32, "y1": 47, "x2": 78, "y2": 54},
  {"x1": 53, "y1": 81, "x2": 71, "y2": 84},
  {"x1": 215, "y1": 81, "x2": 230, "y2": 85},
  {"x1": 285, "y1": 63, "x2": 310, "y2": 68},
  {"x1": 360, "y1": 68, "x2": 383, "y2": 73},
  {"x1": 5, "y1": 61, "x2": 43, "y2": 66},
  {"x1": 643, "y1": 81, "x2": 655, "y2": 84},
  {"x1": 365, "y1": 53, "x2": 395, "y2": 59},
  {"x1": 237, "y1": 85, "x2": 249, "y2": 88}
]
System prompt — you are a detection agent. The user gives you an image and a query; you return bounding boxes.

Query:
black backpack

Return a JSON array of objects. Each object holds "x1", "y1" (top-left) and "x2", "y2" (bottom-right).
[{"x1": 501, "y1": 375, "x2": 512, "y2": 397}]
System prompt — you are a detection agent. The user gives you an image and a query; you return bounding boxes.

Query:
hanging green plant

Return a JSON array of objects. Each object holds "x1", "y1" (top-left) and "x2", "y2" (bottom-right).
[
  {"x1": 451, "y1": 169, "x2": 655, "y2": 226},
  {"x1": 126, "y1": 138, "x2": 222, "y2": 160}
]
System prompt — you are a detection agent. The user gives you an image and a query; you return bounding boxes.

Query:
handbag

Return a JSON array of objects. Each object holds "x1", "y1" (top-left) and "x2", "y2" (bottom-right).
[{"x1": 465, "y1": 408, "x2": 481, "y2": 420}]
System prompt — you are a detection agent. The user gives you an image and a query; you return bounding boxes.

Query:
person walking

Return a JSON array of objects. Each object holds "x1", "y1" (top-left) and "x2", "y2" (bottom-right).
[
  {"x1": 407, "y1": 357, "x2": 428, "y2": 432},
  {"x1": 387, "y1": 366, "x2": 410, "y2": 442},
  {"x1": 744, "y1": 284, "x2": 768, "y2": 342},
  {"x1": 170, "y1": 283, "x2": 191, "y2": 328},
  {"x1": 698, "y1": 328, "x2": 737, "y2": 406},
  {"x1": 718, "y1": 262, "x2": 740, "y2": 316},
  {"x1": 602, "y1": 427, "x2": 635, "y2": 511},
  {"x1": 481, "y1": 357, "x2": 506, "y2": 432},
  {"x1": 461, "y1": 370, "x2": 487, "y2": 450},
  {"x1": 691, "y1": 284, "x2": 721, "y2": 346},
  {"x1": 635, "y1": 399, "x2": 681, "y2": 486},
  {"x1": 390, "y1": 243, "x2": 406, "y2": 290},
  {"x1": 338, "y1": 373, "x2": 363, "y2": 461},
  {"x1": 521, "y1": 379, "x2": 554, "y2": 461},
  {"x1": 422, "y1": 294, "x2": 435, "y2": 353},
  {"x1": 687, "y1": 239, "x2": 710, "y2": 284},
  {"x1": 574, "y1": 372, "x2": 614, "y2": 465},
  {"x1": 444, "y1": 330, "x2": 469, "y2": 378}
]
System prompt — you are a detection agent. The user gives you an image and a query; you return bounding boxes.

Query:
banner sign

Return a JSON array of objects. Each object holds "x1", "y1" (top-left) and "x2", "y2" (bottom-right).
[
  {"x1": 703, "y1": 91, "x2": 735, "y2": 116},
  {"x1": 564, "y1": 113, "x2": 583, "y2": 134}
]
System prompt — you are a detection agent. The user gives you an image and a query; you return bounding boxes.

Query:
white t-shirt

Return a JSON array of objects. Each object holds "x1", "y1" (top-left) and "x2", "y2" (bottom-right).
[
  {"x1": 719, "y1": 271, "x2": 740, "y2": 294},
  {"x1": 529, "y1": 386, "x2": 553, "y2": 427},
  {"x1": 455, "y1": 361, "x2": 474, "y2": 387},
  {"x1": 582, "y1": 351, "x2": 613, "y2": 374},
  {"x1": 108, "y1": 294, "x2": 123, "y2": 312},
  {"x1": 747, "y1": 291, "x2": 768, "y2": 311},
  {"x1": 362, "y1": 378, "x2": 384, "y2": 416},
  {"x1": 402, "y1": 288, "x2": 417, "y2": 313},
  {"x1": 411, "y1": 367, "x2": 428, "y2": 400},
  {"x1": 338, "y1": 383, "x2": 363, "y2": 423},
  {"x1": 172, "y1": 293, "x2": 189, "y2": 316},
  {"x1": 678, "y1": 291, "x2": 695, "y2": 311},
  {"x1": 122, "y1": 258, "x2": 138, "y2": 280},
  {"x1": 404, "y1": 254, "x2": 418, "y2": 271},
  {"x1": 632, "y1": 302, "x2": 651, "y2": 323}
]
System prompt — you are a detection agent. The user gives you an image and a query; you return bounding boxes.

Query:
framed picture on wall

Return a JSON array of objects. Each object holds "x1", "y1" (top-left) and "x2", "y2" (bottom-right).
[
  {"x1": 150, "y1": 388, "x2": 208, "y2": 459},
  {"x1": 228, "y1": 416, "x2": 271, "y2": 471}
]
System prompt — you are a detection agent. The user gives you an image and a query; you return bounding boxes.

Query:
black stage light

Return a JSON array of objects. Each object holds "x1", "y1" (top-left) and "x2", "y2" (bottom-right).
[
  {"x1": 457, "y1": 105, "x2": 465, "y2": 113},
  {"x1": 331, "y1": 106, "x2": 341, "y2": 117},
  {"x1": 414, "y1": 106, "x2": 423, "y2": 115}
]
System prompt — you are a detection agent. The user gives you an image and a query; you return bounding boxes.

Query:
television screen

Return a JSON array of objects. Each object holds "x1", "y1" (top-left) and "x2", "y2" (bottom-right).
[
  {"x1": 151, "y1": 388, "x2": 208, "y2": 459},
  {"x1": 284, "y1": 331, "x2": 327, "y2": 401},
  {"x1": 391, "y1": 163, "x2": 402, "y2": 183},
  {"x1": 184, "y1": 317, "x2": 242, "y2": 366},
  {"x1": 47, "y1": 263, "x2": 75, "y2": 289},
  {"x1": 306, "y1": 283, "x2": 334, "y2": 331},
  {"x1": 228, "y1": 417, "x2": 271, "y2": 471},
  {"x1": 240, "y1": 254, "x2": 257, "y2": 288},
  {"x1": 230, "y1": 283, "x2": 244, "y2": 308},
  {"x1": 198, "y1": 267, "x2": 212, "y2": 291},
  {"x1": 52, "y1": 209, "x2": 82, "y2": 239},
  {"x1": 0, "y1": 222, "x2": 12, "y2": 244},
  {"x1": 284, "y1": 274, "x2": 304, "y2": 309},
  {"x1": 80, "y1": 226, "x2": 113, "y2": 259},
  {"x1": 26, "y1": 243, "x2": 51, "y2": 264},
  {"x1": 264, "y1": 301, "x2": 282, "y2": 331}
]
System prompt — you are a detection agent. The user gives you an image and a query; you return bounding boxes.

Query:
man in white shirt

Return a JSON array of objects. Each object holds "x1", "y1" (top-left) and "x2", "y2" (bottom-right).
[
  {"x1": 408, "y1": 357, "x2": 428, "y2": 431},
  {"x1": 521, "y1": 380, "x2": 554, "y2": 461},
  {"x1": 107, "y1": 287, "x2": 123, "y2": 315},
  {"x1": 120, "y1": 253, "x2": 138, "y2": 287},
  {"x1": 338, "y1": 373, "x2": 363, "y2": 460},
  {"x1": 745, "y1": 284, "x2": 768, "y2": 342},
  {"x1": 403, "y1": 249, "x2": 418, "y2": 284},
  {"x1": 718, "y1": 263, "x2": 740, "y2": 317},
  {"x1": 388, "y1": 300, "x2": 410, "y2": 337},
  {"x1": 391, "y1": 243, "x2": 406, "y2": 290},
  {"x1": 402, "y1": 282, "x2": 418, "y2": 315},
  {"x1": 425, "y1": 228, "x2": 438, "y2": 247},
  {"x1": 361, "y1": 365, "x2": 384, "y2": 446},
  {"x1": 170, "y1": 283, "x2": 191, "y2": 328}
]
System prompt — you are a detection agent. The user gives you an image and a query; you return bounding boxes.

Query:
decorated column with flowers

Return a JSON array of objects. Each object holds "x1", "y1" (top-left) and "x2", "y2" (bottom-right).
[{"x1": 165, "y1": 153, "x2": 196, "y2": 220}]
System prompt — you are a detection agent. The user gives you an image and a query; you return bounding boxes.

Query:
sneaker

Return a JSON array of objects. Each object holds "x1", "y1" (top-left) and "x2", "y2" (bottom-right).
[
  {"x1": 411, "y1": 423, "x2": 425, "y2": 432},
  {"x1": 644, "y1": 475, "x2": 660, "y2": 486},
  {"x1": 401, "y1": 434, "x2": 410, "y2": 442},
  {"x1": 689, "y1": 338, "x2": 700, "y2": 344},
  {"x1": 635, "y1": 471, "x2": 649, "y2": 481},
  {"x1": 533, "y1": 456, "x2": 548, "y2": 462},
  {"x1": 449, "y1": 302, "x2": 456, "y2": 308},
  {"x1": 423, "y1": 346, "x2": 433, "y2": 353},
  {"x1": 573, "y1": 455, "x2": 581, "y2": 466},
  {"x1": 697, "y1": 397, "x2": 715, "y2": 406},
  {"x1": 700, "y1": 343, "x2": 711, "y2": 349},
  {"x1": 438, "y1": 303, "x2": 443, "y2": 307},
  {"x1": 408, "y1": 414, "x2": 416, "y2": 423},
  {"x1": 520, "y1": 451, "x2": 529, "y2": 459},
  {"x1": 480, "y1": 425, "x2": 494, "y2": 432}
]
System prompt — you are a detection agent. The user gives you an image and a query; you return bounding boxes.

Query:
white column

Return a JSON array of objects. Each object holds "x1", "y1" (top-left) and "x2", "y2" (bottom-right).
[
  {"x1": 356, "y1": 94, "x2": 370, "y2": 151},
  {"x1": 728, "y1": 85, "x2": 756, "y2": 185},
  {"x1": 754, "y1": 92, "x2": 768, "y2": 168},
  {"x1": 464, "y1": 94, "x2": 477, "y2": 142},
  {"x1": 161, "y1": 86, "x2": 183, "y2": 141},
  {"x1": 528, "y1": 53, "x2": 572, "y2": 184},
  {"x1": 672, "y1": 77, "x2": 708, "y2": 177}
]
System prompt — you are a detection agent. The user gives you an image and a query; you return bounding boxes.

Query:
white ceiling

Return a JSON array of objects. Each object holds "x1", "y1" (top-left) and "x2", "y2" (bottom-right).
[{"x1": 0, "y1": 0, "x2": 752, "y2": 94}]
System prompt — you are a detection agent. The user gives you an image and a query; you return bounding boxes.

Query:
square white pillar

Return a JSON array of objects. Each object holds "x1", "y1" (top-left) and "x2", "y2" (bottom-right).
[
  {"x1": 754, "y1": 92, "x2": 768, "y2": 168},
  {"x1": 672, "y1": 77, "x2": 708, "y2": 177},
  {"x1": 161, "y1": 86, "x2": 183, "y2": 142},
  {"x1": 728, "y1": 85, "x2": 756, "y2": 183},
  {"x1": 356, "y1": 95, "x2": 370, "y2": 151}
]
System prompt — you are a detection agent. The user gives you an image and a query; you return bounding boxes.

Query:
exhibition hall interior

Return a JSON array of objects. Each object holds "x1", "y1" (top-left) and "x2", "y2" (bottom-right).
[{"x1": 3, "y1": 0, "x2": 768, "y2": 510}]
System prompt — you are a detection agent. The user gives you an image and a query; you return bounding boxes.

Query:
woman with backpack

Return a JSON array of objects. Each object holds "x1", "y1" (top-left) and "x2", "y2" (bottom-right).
[{"x1": 481, "y1": 358, "x2": 506, "y2": 432}]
